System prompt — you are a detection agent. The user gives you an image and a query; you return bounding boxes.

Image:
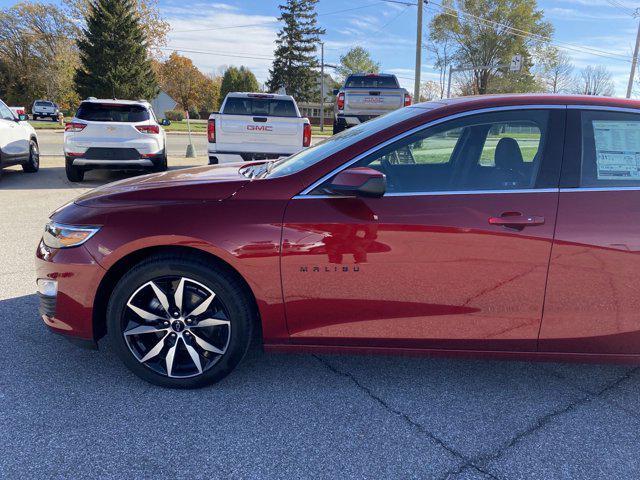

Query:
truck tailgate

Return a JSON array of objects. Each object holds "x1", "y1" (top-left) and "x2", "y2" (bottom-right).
[
  {"x1": 217, "y1": 115, "x2": 302, "y2": 153},
  {"x1": 344, "y1": 89, "x2": 404, "y2": 113}
]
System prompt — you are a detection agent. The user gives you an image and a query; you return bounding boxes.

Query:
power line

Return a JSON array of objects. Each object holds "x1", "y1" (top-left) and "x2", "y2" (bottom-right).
[
  {"x1": 160, "y1": 46, "x2": 274, "y2": 61},
  {"x1": 605, "y1": 0, "x2": 637, "y2": 16}
]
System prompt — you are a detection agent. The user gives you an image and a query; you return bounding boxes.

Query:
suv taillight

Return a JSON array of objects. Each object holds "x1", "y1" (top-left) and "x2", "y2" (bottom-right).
[
  {"x1": 303, "y1": 123, "x2": 311, "y2": 147},
  {"x1": 64, "y1": 122, "x2": 86, "y2": 132},
  {"x1": 404, "y1": 93, "x2": 412, "y2": 107},
  {"x1": 208, "y1": 119, "x2": 216, "y2": 143},
  {"x1": 337, "y1": 92, "x2": 345, "y2": 110},
  {"x1": 136, "y1": 125, "x2": 160, "y2": 134}
]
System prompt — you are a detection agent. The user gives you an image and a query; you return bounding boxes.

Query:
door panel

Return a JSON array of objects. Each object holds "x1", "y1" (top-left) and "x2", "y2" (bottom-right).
[
  {"x1": 282, "y1": 192, "x2": 558, "y2": 351},
  {"x1": 540, "y1": 109, "x2": 640, "y2": 354},
  {"x1": 282, "y1": 108, "x2": 565, "y2": 351}
]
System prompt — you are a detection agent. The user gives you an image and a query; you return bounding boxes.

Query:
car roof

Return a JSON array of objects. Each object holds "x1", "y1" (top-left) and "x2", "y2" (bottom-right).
[
  {"x1": 81, "y1": 98, "x2": 151, "y2": 107},
  {"x1": 411, "y1": 94, "x2": 640, "y2": 112},
  {"x1": 348, "y1": 73, "x2": 396, "y2": 77}
]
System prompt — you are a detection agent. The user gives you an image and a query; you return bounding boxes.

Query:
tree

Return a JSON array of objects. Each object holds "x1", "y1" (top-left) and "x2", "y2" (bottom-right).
[
  {"x1": 430, "y1": 0, "x2": 552, "y2": 95},
  {"x1": 199, "y1": 75, "x2": 221, "y2": 116},
  {"x1": 159, "y1": 52, "x2": 203, "y2": 112},
  {"x1": 574, "y1": 65, "x2": 615, "y2": 96},
  {"x1": 75, "y1": 0, "x2": 159, "y2": 100},
  {"x1": 427, "y1": 38, "x2": 455, "y2": 98},
  {"x1": 336, "y1": 46, "x2": 380, "y2": 79},
  {"x1": 0, "y1": 2, "x2": 80, "y2": 109},
  {"x1": 419, "y1": 80, "x2": 442, "y2": 101},
  {"x1": 266, "y1": 0, "x2": 325, "y2": 101},
  {"x1": 534, "y1": 46, "x2": 573, "y2": 93},
  {"x1": 63, "y1": 0, "x2": 168, "y2": 56},
  {"x1": 219, "y1": 66, "x2": 260, "y2": 106}
]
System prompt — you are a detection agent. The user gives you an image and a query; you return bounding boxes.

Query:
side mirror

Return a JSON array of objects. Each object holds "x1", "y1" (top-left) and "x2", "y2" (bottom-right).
[
  {"x1": 332, "y1": 88, "x2": 340, "y2": 95},
  {"x1": 327, "y1": 167, "x2": 386, "y2": 198},
  {"x1": 160, "y1": 118, "x2": 171, "y2": 126},
  {"x1": 17, "y1": 114, "x2": 28, "y2": 121}
]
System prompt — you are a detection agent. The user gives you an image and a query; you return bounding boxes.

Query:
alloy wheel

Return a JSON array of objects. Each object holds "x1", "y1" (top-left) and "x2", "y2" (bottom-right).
[{"x1": 122, "y1": 276, "x2": 231, "y2": 378}]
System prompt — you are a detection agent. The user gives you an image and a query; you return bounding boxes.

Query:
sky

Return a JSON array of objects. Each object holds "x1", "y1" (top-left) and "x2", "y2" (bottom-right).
[{"x1": 3, "y1": 0, "x2": 640, "y2": 96}]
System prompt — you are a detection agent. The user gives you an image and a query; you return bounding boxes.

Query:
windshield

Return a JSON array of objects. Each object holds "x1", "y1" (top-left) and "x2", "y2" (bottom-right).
[
  {"x1": 76, "y1": 103, "x2": 150, "y2": 122},
  {"x1": 35, "y1": 101, "x2": 54, "y2": 107},
  {"x1": 345, "y1": 75, "x2": 399, "y2": 89},
  {"x1": 223, "y1": 97, "x2": 298, "y2": 117},
  {"x1": 265, "y1": 106, "x2": 424, "y2": 178}
]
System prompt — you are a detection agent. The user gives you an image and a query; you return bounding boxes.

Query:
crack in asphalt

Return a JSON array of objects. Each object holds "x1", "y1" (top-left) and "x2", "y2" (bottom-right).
[
  {"x1": 312, "y1": 355, "x2": 499, "y2": 480},
  {"x1": 314, "y1": 355, "x2": 640, "y2": 480}
]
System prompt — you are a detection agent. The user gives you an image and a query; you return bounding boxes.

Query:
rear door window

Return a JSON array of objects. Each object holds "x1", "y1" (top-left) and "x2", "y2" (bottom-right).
[
  {"x1": 345, "y1": 76, "x2": 399, "y2": 88},
  {"x1": 223, "y1": 98, "x2": 298, "y2": 117},
  {"x1": 76, "y1": 103, "x2": 150, "y2": 122},
  {"x1": 579, "y1": 110, "x2": 640, "y2": 187}
]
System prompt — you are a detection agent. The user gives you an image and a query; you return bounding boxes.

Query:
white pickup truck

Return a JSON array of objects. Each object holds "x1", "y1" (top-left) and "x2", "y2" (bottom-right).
[
  {"x1": 333, "y1": 73, "x2": 411, "y2": 134},
  {"x1": 207, "y1": 92, "x2": 311, "y2": 164}
]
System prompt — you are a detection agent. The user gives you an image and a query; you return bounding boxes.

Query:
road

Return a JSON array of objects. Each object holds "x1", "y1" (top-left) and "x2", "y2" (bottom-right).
[{"x1": 1, "y1": 146, "x2": 640, "y2": 478}]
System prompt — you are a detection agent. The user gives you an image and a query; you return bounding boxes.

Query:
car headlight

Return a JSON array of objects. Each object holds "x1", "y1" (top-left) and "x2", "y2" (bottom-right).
[{"x1": 43, "y1": 222, "x2": 100, "y2": 249}]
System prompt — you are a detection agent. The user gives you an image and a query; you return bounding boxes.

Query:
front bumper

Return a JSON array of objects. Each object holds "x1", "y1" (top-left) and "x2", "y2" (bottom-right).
[{"x1": 35, "y1": 239, "x2": 106, "y2": 342}]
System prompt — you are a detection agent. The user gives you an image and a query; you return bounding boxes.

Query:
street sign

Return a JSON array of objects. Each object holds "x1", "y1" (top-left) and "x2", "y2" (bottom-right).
[{"x1": 510, "y1": 54, "x2": 523, "y2": 72}]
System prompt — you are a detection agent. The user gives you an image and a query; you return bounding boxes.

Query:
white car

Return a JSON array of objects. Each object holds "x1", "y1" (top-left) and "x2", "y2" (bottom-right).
[
  {"x1": 0, "y1": 99, "x2": 39, "y2": 179},
  {"x1": 207, "y1": 92, "x2": 311, "y2": 164},
  {"x1": 64, "y1": 98, "x2": 168, "y2": 182}
]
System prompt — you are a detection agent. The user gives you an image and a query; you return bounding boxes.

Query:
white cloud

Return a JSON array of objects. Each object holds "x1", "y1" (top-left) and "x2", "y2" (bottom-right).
[{"x1": 164, "y1": 6, "x2": 279, "y2": 84}]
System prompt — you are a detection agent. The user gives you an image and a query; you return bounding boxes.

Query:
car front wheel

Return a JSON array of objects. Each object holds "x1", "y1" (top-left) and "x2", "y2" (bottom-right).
[{"x1": 106, "y1": 256, "x2": 254, "y2": 388}]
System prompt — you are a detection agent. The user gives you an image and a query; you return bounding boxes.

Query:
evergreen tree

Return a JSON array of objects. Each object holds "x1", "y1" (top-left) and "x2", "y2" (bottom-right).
[
  {"x1": 219, "y1": 66, "x2": 260, "y2": 107},
  {"x1": 266, "y1": 0, "x2": 324, "y2": 102},
  {"x1": 75, "y1": 0, "x2": 159, "y2": 99}
]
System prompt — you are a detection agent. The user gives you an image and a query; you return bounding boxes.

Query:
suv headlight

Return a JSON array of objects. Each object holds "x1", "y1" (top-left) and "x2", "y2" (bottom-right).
[{"x1": 43, "y1": 222, "x2": 100, "y2": 249}]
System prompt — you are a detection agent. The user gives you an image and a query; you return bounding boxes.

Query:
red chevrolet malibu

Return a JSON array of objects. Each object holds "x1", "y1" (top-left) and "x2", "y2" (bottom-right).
[{"x1": 36, "y1": 94, "x2": 640, "y2": 388}]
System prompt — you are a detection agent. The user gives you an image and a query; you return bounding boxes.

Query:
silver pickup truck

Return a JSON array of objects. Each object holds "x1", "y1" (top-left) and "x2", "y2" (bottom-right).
[{"x1": 332, "y1": 73, "x2": 411, "y2": 134}]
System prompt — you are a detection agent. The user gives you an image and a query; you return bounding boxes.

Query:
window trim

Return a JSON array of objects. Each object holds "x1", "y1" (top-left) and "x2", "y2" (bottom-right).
[{"x1": 296, "y1": 104, "x2": 567, "y2": 197}]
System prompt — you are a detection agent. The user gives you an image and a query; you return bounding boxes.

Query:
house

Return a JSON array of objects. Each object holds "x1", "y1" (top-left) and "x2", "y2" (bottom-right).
[{"x1": 151, "y1": 91, "x2": 177, "y2": 119}]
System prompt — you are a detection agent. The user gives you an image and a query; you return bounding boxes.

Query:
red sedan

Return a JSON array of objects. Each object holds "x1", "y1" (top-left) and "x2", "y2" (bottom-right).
[{"x1": 36, "y1": 94, "x2": 640, "y2": 388}]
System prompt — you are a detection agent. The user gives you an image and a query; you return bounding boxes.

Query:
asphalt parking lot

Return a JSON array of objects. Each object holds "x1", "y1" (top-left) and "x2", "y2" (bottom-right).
[{"x1": 2, "y1": 137, "x2": 640, "y2": 479}]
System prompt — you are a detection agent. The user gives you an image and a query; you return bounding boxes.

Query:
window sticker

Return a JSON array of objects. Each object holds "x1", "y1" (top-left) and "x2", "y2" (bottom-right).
[{"x1": 593, "y1": 120, "x2": 640, "y2": 180}]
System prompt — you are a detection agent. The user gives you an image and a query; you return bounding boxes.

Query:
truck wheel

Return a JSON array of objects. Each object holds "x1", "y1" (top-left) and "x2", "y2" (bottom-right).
[
  {"x1": 65, "y1": 157, "x2": 84, "y2": 182},
  {"x1": 209, "y1": 156, "x2": 219, "y2": 165},
  {"x1": 332, "y1": 121, "x2": 345, "y2": 135},
  {"x1": 32, "y1": 115, "x2": 37, "y2": 121},
  {"x1": 22, "y1": 140, "x2": 39, "y2": 173}
]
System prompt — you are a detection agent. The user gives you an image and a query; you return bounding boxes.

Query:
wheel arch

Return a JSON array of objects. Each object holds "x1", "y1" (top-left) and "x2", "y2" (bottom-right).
[{"x1": 92, "y1": 245, "x2": 262, "y2": 344}]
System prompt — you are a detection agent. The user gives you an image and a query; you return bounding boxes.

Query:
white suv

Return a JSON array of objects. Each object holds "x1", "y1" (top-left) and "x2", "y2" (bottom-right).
[
  {"x1": 64, "y1": 99, "x2": 168, "y2": 182},
  {"x1": 0, "y1": 99, "x2": 39, "y2": 179}
]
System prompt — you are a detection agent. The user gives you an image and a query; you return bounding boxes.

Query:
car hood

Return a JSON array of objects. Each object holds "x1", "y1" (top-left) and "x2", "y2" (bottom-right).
[{"x1": 74, "y1": 163, "x2": 250, "y2": 207}]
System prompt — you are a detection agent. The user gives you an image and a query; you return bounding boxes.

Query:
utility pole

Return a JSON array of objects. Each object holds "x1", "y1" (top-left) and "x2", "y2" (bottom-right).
[
  {"x1": 627, "y1": 8, "x2": 640, "y2": 99},
  {"x1": 320, "y1": 42, "x2": 325, "y2": 133},
  {"x1": 414, "y1": 0, "x2": 424, "y2": 102}
]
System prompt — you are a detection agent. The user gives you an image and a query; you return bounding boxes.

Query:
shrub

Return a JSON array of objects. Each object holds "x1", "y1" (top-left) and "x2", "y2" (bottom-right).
[{"x1": 165, "y1": 110, "x2": 184, "y2": 121}]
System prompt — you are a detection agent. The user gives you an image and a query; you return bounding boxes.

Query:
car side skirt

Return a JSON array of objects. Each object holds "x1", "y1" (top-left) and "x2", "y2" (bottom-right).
[{"x1": 264, "y1": 344, "x2": 640, "y2": 365}]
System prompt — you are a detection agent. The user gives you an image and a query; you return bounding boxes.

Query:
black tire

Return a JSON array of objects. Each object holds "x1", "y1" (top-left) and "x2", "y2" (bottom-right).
[
  {"x1": 106, "y1": 255, "x2": 255, "y2": 388},
  {"x1": 22, "y1": 139, "x2": 39, "y2": 173},
  {"x1": 332, "y1": 121, "x2": 345, "y2": 135},
  {"x1": 51, "y1": 116, "x2": 57, "y2": 122},
  {"x1": 65, "y1": 157, "x2": 84, "y2": 182},
  {"x1": 151, "y1": 151, "x2": 168, "y2": 172},
  {"x1": 32, "y1": 115, "x2": 37, "y2": 121},
  {"x1": 209, "y1": 156, "x2": 219, "y2": 165}
]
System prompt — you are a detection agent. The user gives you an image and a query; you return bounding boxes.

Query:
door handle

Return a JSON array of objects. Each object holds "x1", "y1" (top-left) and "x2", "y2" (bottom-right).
[{"x1": 489, "y1": 212, "x2": 545, "y2": 229}]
